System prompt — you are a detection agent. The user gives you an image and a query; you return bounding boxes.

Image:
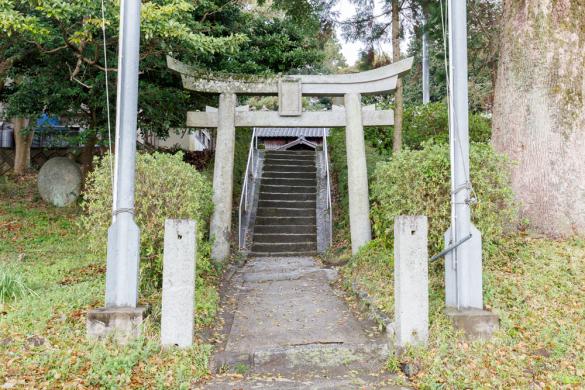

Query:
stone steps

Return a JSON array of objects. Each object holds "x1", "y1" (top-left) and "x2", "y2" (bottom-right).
[
  {"x1": 254, "y1": 224, "x2": 316, "y2": 235},
  {"x1": 253, "y1": 233, "x2": 316, "y2": 243},
  {"x1": 256, "y1": 207, "x2": 315, "y2": 218},
  {"x1": 255, "y1": 216, "x2": 316, "y2": 226},
  {"x1": 258, "y1": 199, "x2": 316, "y2": 208},
  {"x1": 249, "y1": 250, "x2": 318, "y2": 257},
  {"x1": 251, "y1": 150, "x2": 319, "y2": 257},
  {"x1": 260, "y1": 184, "x2": 317, "y2": 193},
  {"x1": 261, "y1": 177, "x2": 316, "y2": 187},
  {"x1": 262, "y1": 171, "x2": 315, "y2": 179},
  {"x1": 252, "y1": 241, "x2": 317, "y2": 253},
  {"x1": 259, "y1": 192, "x2": 317, "y2": 201},
  {"x1": 213, "y1": 342, "x2": 389, "y2": 376},
  {"x1": 262, "y1": 164, "x2": 316, "y2": 173}
]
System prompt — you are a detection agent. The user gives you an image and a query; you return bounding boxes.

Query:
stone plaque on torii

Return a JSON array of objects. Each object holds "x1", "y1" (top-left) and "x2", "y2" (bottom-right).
[{"x1": 167, "y1": 56, "x2": 414, "y2": 261}]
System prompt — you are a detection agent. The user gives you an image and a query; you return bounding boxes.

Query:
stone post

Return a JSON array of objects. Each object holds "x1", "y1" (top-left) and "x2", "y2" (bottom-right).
[
  {"x1": 394, "y1": 216, "x2": 429, "y2": 348},
  {"x1": 161, "y1": 219, "x2": 196, "y2": 348},
  {"x1": 344, "y1": 92, "x2": 372, "y2": 254},
  {"x1": 210, "y1": 92, "x2": 237, "y2": 261}
]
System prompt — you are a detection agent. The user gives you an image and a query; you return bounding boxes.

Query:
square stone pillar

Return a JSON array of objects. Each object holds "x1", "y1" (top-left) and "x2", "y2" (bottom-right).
[
  {"x1": 210, "y1": 92, "x2": 237, "y2": 261},
  {"x1": 344, "y1": 92, "x2": 372, "y2": 254},
  {"x1": 394, "y1": 216, "x2": 429, "y2": 348},
  {"x1": 161, "y1": 219, "x2": 197, "y2": 347}
]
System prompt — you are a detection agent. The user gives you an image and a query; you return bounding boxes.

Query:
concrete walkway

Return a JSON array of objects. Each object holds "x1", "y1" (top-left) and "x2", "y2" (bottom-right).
[{"x1": 202, "y1": 257, "x2": 402, "y2": 389}]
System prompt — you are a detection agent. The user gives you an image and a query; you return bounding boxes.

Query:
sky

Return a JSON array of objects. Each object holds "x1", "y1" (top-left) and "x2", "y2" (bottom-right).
[{"x1": 333, "y1": 0, "x2": 393, "y2": 66}]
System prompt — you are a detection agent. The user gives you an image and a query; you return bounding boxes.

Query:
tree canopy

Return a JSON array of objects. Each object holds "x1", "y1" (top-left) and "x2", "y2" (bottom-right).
[{"x1": 0, "y1": 0, "x2": 332, "y2": 149}]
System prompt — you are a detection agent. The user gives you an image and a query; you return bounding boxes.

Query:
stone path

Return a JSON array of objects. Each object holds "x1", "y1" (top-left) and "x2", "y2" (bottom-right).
[{"x1": 200, "y1": 257, "x2": 404, "y2": 389}]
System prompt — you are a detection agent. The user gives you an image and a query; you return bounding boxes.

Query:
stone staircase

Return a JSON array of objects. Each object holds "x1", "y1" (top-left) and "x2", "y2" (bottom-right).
[{"x1": 251, "y1": 150, "x2": 318, "y2": 256}]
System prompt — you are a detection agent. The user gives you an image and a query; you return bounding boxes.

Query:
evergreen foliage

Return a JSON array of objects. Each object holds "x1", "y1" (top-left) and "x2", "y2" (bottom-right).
[
  {"x1": 79, "y1": 153, "x2": 214, "y2": 301},
  {"x1": 370, "y1": 142, "x2": 517, "y2": 256},
  {"x1": 328, "y1": 127, "x2": 385, "y2": 231},
  {"x1": 366, "y1": 102, "x2": 492, "y2": 153},
  {"x1": 0, "y1": 0, "x2": 330, "y2": 148}
]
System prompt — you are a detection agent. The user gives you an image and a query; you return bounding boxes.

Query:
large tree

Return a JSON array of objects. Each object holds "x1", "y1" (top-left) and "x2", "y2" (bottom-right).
[
  {"x1": 492, "y1": 0, "x2": 585, "y2": 236},
  {"x1": 401, "y1": 0, "x2": 502, "y2": 112},
  {"x1": 341, "y1": 0, "x2": 407, "y2": 152},
  {"x1": 0, "y1": 0, "x2": 328, "y2": 175}
]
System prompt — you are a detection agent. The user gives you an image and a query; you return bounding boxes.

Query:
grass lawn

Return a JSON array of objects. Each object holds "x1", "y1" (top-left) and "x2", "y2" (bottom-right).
[
  {"x1": 342, "y1": 236, "x2": 585, "y2": 388},
  {"x1": 0, "y1": 176, "x2": 214, "y2": 389}
]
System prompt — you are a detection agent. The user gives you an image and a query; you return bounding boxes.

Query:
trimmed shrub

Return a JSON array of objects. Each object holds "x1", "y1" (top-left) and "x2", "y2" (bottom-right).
[
  {"x1": 370, "y1": 142, "x2": 516, "y2": 257},
  {"x1": 403, "y1": 102, "x2": 492, "y2": 149},
  {"x1": 365, "y1": 102, "x2": 492, "y2": 154},
  {"x1": 79, "y1": 152, "x2": 213, "y2": 295},
  {"x1": 329, "y1": 128, "x2": 385, "y2": 230}
]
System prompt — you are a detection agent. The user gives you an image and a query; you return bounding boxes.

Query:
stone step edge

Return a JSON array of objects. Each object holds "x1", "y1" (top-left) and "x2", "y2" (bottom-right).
[
  {"x1": 253, "y1": 224, "x2": 316, "y2": 227},
  {"x1": 253, "y1": 232, "x2": 316, "y2": 236},
  {"x1": 249, "y1": 251, "x2": 318, "y2": 257},
  {"x1": 240, "y1": 268, "x2": 336, "y2": 283},
  {"x1": 256, "y1": 207, "x2": 315, "y2": 211},
  {"x1": 262, "y1": 174, "x2": 317, "y2": 178},
  {"x1": 258, "y1": 200, "x2": 316, "y2": 204},
  {"x1": 262, "y1": 163, "x2": 316, "y2": 168},
  {"x1": 260, "y1": 184, "x2": 317, "y2": 188},
  {"x1": 259, "y1": 192, "x2": 317, "y2": 196},
  {"x1": 252, "y1": 241, "x2": 317, "y2": 246},
  {"x1": 212, "y1": 342, "x2": 390, "y2": 373}
]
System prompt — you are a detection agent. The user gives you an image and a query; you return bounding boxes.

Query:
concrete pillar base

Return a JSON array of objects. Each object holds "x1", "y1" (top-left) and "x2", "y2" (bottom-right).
[
  {"x1": 445, "y1": 308, "x2": 499, "y2": 340},
  {"x1": 87, "y1": 306, "x2": 148, "y2": 344}
]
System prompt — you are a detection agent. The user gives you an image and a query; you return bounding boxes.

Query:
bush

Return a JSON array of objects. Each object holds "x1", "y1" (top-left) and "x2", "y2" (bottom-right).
[
  {"x1": 370, "y1": 142, "x2": 516, "y2": 257},
  {"x1": 79, "y1": 152, "x2": 214, "y2": 295},
  {"x1": 403, "y1": 102, "x2": 492, "y2": 149},
  {"x1": 329, "y1": 128, "x2": 385, "y2": 230},
  {"x1": 365, "y1": 103, "x2": 492, "y2": 154}
]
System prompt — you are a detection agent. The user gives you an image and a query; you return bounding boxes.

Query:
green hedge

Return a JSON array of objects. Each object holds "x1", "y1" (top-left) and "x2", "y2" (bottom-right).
[
  {"x1": 79, "y1": 152, "x2": 214, "y2": 299},
  {"x1": 329, "y1": 128, "x2": 385, "y2": 230},
  {"x1": 365, "y1": 102, "x2": 492, "y2": 154},
  {"x1": 370, "y1": 142, "x2": 516, "y2": 257}
]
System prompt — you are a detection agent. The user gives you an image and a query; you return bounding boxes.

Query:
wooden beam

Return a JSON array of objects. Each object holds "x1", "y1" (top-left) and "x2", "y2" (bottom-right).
[{"x1": 186, "y1": 109, "x2": 394, "y2": 128}]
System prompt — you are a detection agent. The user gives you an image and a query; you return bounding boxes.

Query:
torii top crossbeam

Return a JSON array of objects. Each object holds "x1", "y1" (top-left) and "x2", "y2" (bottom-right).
[{"x1": 166, "y1": 56, "x2": 414, "y2": 96}]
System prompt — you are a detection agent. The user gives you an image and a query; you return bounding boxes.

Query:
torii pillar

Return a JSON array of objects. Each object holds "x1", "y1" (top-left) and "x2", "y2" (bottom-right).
[
  {"x1": 167, "y1": 57, "x2": 413, "y2": 260},
  {"x1": 344, "y1": 93, "x2": 372, "y2": 251},
  {"x1": 210, "y1": 93, "x2": 236, "y2": 260}
]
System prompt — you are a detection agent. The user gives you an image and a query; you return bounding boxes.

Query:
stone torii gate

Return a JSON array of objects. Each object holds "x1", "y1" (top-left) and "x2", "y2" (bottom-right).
[{"x1": 167, "y1": 56, "x2": 414, "y2": 261}]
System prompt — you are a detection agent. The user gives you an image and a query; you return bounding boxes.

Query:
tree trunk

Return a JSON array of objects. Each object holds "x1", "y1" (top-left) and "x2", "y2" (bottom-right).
[
  {"x1": 391, "y1": 0, "x2": 403, "y2": 154},
  {"x1": 492, "y1": 0, "x2": 585, "y2": 236},
  {"x1": 80, "y1": 130, "x2": 98, "y2": 178},
  {"x1": 13, "y1": 118, "x2": 33, "y2": 175}
]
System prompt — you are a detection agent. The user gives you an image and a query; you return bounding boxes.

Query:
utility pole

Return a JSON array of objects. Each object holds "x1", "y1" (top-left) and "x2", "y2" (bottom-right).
[
  {"x1": 445, "y1": 0, "x2": 483, "y2": 310},
  {"x1": 422, "y1": 10, "x2": 430, "y2": 104},
  {"x1": 87, "y1": 0, "x2": 146, "y2": 341}
]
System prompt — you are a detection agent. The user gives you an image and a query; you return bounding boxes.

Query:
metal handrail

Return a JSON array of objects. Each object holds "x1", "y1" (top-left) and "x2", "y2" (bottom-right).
[
  {"x1": 238, "y1": 128, "x2": 257, "y2": 249},
  {"x1": 323, "y1": 128, "x2": 333, "y2": 245}
]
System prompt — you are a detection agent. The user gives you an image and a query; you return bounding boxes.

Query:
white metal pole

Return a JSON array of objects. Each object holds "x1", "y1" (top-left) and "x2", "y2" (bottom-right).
[
  {"x1": 105, "y1": 0, "x2": 142, "y2": 308},
  {"x1": 422, "y1": 14, "x2": 430, "y2": 104},
  {"x1": 445, "y1": 0, "x2": 483, "y2": 310}
]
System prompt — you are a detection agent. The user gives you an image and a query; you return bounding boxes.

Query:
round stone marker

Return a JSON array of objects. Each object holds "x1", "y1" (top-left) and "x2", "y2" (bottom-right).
[{"x1": 38, "y1": 157, "x2": 82, "y2": 207}]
